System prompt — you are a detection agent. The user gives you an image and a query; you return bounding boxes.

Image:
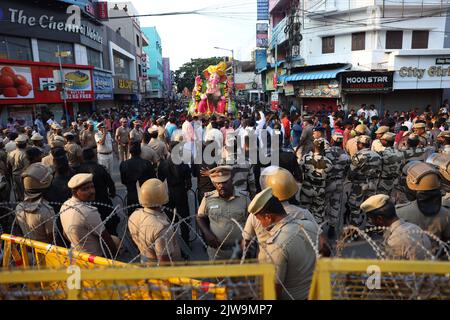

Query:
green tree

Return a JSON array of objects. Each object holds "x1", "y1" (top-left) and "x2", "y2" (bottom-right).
[{"x1": 174, "y1": 57, "x2": 223, "y2": 93}]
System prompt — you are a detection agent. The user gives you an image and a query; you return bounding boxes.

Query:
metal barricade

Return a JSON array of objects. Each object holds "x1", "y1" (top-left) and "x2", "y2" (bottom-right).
[
  {"x1": 0, "y1": 234, "x2": 276, "y2": 300},
  {"x1": 309, "y1": 258, "x2": 450, "y2": 300}
]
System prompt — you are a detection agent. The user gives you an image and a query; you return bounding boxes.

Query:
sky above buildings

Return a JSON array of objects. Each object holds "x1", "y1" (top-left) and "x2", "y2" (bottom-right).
[{"x1": 125, "y1": 0, "x2": 257, "y2": 70}]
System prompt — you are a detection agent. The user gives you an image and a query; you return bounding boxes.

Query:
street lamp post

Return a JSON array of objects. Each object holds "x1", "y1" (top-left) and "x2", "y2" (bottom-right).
[
  {"x1": 56, "y1": 45, "x2": 71, "y2": 123},
  {"x1": 214, "y1": 46, "x2": 235, "y2": 99}
]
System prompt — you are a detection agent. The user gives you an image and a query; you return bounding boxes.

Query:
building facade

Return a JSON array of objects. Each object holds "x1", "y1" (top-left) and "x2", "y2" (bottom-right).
[
  {"x1": 105, "y1": 2, "x2": 149, "y2": 107},
  {"x1": 265, "y1": 0, "x2": 450, "y2": 113},
  {"x1": 142, "y1": 27, "x2": 164, "y2": 99},
  {"x1": 0, "y1": 0, "x2": 110, "y2": 124}
]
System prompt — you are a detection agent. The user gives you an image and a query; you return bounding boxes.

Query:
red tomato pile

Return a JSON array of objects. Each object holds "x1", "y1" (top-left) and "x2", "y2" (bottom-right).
[{"x1": 0, "y1": 66, "x2": 32, "y2": 98}]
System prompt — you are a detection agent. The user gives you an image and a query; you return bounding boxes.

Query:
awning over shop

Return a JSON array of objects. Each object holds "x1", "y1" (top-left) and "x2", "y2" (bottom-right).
[{"x1": 279, "y1": 64, "x2": 351, "y2": 82}]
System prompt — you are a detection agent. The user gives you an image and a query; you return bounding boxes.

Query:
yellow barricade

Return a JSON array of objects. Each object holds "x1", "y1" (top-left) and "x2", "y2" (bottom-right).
[
  {"x1": 309, "y1": 258, "x2": 450, "y2": 300},
  {"x1": 0, "y1": 234, "x2": 276, "y2": 300}
]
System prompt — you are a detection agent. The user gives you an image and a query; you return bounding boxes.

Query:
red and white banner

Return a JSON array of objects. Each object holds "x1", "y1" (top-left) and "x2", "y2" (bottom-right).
[{"x1": 0, "y1": 60, "x2": 93, "y2": 105}]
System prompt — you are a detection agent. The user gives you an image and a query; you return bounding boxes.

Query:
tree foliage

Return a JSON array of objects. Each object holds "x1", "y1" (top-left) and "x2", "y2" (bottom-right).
[{"x1": 174, "y1": 57, "x2": 223, "y2": 93}]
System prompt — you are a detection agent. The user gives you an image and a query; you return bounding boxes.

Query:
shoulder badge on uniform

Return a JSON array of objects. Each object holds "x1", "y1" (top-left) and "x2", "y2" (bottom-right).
[{"x1": 204, "y1": 191, "x2": 216, "y2": 198}]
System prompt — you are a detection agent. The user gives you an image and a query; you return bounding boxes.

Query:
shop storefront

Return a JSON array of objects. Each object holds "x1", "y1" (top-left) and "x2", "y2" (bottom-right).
[
  {"x1": 0, "y1": 0, "x2": 104, "y2": 124},
  {"x1": 386, "y1": 54, "x2": 450, "y2": 112},
  {"x1": 341, "y1": 71, "x2": 394, "y2": 115},
  {"x1": 113, "y1": 76, "x2": 139, "y2": 109},
  {"x1": 92, "y1": 69, "x2": 114, "y2": 111},
  {"x1": 0, "y1": 60, "x2": 94, "y2": 125},
  {"x1": 279, "y1": 63, "x2": 350, "y2": 113},
  {"x1": 296, "y1": 79, "x2": 341, "y2": 113}
]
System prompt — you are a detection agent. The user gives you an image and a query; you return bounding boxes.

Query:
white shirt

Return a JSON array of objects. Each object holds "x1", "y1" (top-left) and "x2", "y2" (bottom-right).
[
  {"x1": 204, "y1": 128, "x2": 223, "y2": 150},
  {"x1": 403, "y1": 120, "x2": 413, "y2": 131},
  {"x1": 182, "y1": 120, "x2": 194, "y2": 142},
  {"x1": 46, "y1": 119, "x2": 54, "y2": 126},
  {"x1": 368, "y1": 109, "x2": 378, "y2": 119},
  {"x1": 95, "y1": 131, "x2": 113, "y2": 154}
]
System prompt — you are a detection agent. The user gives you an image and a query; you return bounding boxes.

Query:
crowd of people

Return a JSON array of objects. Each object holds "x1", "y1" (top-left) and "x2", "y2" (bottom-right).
[{"x1": 0, "y1": 99, "x2": 450, "y2": 300}]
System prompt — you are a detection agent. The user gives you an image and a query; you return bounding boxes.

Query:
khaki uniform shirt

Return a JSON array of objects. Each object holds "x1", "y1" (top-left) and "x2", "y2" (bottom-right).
[
  {"x1": 258, "y1": 215, "x2": 316, "y2": 300},
  {"x1": 4, "y1": 141, "x2": 16, "y2": 153},
  {"x1": 396, "y1": 200, "x2": 450, "y2": 241},
  {"x1": 60, "y1": 197, "x2": 105, "y2": 256},
  {"x1": 115, "y1": 127, "x2": 130, "y2": 145},
  {"x1": 383, "y1": 219, "x2": 432, "y2": 260},
  {"x1": 141, "y1": 144, "x2": 158, "y2": 164},
  {"x1": 81, "y1": 130, "x2": 96, "y2": 149},
  {"x1": 41, "y1": 154, "x2": 55, "y2": 173},
  {"x1": 128, "y1": 208, "x2": 182, "y2": 262},
  {"x1": 15, "y1": 198, "x2": 55, "y2": 243},
  {"x1": 129, "y1": 128, "x2": 144, "y2": 144},
  {"x1": 157, "y1": 126, "x2": 166, "y2": 142},
  {"x1": 371, "y1": 139, "x2": 386, "y2": 153},
  {"x1": 243, "y1": 202, "x2": 319, "y2": 244},
  {"x1": 345, "y1": 137, "x2": 358, "y2": 158},
  {"x1": 198, "y1": 190, "x2": 250, "y2": 246},
  {"x1": 7, "y1": 148, "x2": 29, "y2": 176},
  {"x1": 149, "y1": 138, "x2": 169, "y2": 162},
  {"x1": 65, "y1": 142, "x2": 83, "y2": 167}
]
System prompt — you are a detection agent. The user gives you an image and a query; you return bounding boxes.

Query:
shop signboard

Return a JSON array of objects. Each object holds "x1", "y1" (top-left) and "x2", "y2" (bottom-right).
[
  {"x1": 284, "y1": 83, "x2": 294, "y2": 96},
  {"x1": 93, "y1": 70, "x2": 113, "y2": 100},
  {"x1": 0, "y1": 62, "x2": 93, "y2": 104},
  {"x1": 63, "y1": 69, "x2": 93, "y2": 100},
  {"x1": 256, "y1": 23, "x2": 269, "y2": 48},
  {"x1": 114, "y1": 76, "x2": 138, "y2": 95},
  {"x1": 271, "y1": 91, "x2": 279, "y2": 111},
  {"x1": 341, "y1": 71, "x2": 394, "y2": 93},
  {"x1": 0, "y1": 65, "x2": 34, "y2": 99},
  {"x1": 257, "y1": 0, "x2": 269, "y2": 20},
  {"x1": 298, "y1": 81, "x2": 341, "y2": 98},
  {"x1": 255, "y1": 49, "x2": 267, "y2": 72},
  {"x1": 0, "y1": 1, "x2": 104, "y2": 45}
]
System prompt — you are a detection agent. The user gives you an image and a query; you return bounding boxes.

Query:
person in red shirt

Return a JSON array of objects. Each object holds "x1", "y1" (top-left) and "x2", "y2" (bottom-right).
[
  {"x1": 281, "y1": 112, "x2": 291, "y2": 147},
  {"x1": 342, "y1": 120, "x2": 353, "y2": 150}
]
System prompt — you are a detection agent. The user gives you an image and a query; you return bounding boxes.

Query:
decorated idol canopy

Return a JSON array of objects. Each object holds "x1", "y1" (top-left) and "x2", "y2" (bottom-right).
[{"x1": 188, "y1": 61, "x2": 237, "y2": 117}]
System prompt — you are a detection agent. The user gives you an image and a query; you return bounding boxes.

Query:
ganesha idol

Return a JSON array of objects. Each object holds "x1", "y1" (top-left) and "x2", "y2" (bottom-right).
[{"x1": 189, "y1": 61, "x2": 237, "y2": 117}]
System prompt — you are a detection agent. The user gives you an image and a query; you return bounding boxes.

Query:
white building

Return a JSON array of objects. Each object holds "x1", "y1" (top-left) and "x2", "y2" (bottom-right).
[
  {"x1": 105, "y1": 2, "x2": 149, "y2": 102},
  {"x1": 277, "y1": 0, "x2": 450, "y2": 112}
]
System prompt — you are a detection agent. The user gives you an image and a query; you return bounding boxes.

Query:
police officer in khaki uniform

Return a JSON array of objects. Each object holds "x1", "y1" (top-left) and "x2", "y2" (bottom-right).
[
  {"x1": 115, "y1": 118, "x2": 130, "y2": 162},
  {"x1": 197, "y1": 166, "x2": 250, "y2": 260},
  {"x1": 426, "y1": 153, "x2": 450, "y2": 206},
  {"x1": 148, "y1": 127, "x2": 169, "y2": 163},
  {"x1": 361, "y1": 194, "x2": 432, "y2": 260},
  {"x1": 31, "y1": 133, "x2": 50, "y2": 157},
  {"x1": 242, "y1": 166, "x2": 319, "y2": 256},
  {"x1": 128, "y1": 178, "x2": 182, "y2": 263},
  {"x1": 436, "y1": 131, "x2": 450, "y2": 155},
  {"x1": 156, "y1": 117, "x2": 167, "y2": 142},
  {"x1": 129, "y1": 120, "x2": 144, "y2": 145},
  {"x1": 15, "y1": 163, "x2": 55, "y2": 243},
  {"x1": 345, "y1": 124, "x2": 368, "y2": 158},
  {"x1": 396, "y1": 162, "x2": 450, "y2": 243},
  {"x1": 371, "y1": 126, "x2": 389, "y2": 153},
  {"x1": 7, "y1": 135, "x2": 30, "y2": 201},
  {"x1": 412, "y1": 122, "x2": 432, "y2": 147},
  {"x1": 248, "y1": 187, "x2": 316, "y2": 300},
  {"x1": 80, "y1": 121, "x2": 97, "y2": 150},
  {"x1": 64, "y1": 132, "x2": 83, "y2": 170},
  {"x1": 42, "y1": 136, "x2": 65, "y2": 172},
  {"x1": 60, "y1": 173, "x2": 118, "y2": 258},
  {"x1": 141, "y1": 132, "x2": 158, "y2": 166}
]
